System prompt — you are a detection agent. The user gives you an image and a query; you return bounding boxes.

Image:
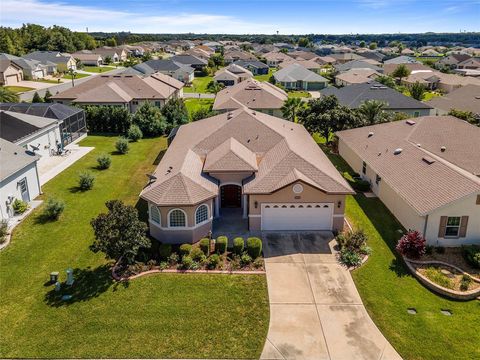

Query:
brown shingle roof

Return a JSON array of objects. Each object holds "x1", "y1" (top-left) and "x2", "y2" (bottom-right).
[
  {"x1": 427, "y1": 84, "x2": 480, "y2": 115},
  {"x1": 141, "y1": 108, "x2": 352, "y2": 206},
  {"x1": 337, "y1": 116, "x2": 480, "y2": 215}
]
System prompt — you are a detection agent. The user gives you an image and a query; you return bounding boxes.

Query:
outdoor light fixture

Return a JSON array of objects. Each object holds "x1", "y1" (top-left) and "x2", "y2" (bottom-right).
[
  {"x1": 337, "y1": 200, "x2": 342, "y2": 208},
  {"x1": 254, "y1": 201, "x2": 258, "y2": 209}
]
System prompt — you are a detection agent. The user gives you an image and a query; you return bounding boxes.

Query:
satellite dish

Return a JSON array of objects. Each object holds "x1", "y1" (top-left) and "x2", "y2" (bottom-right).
[{"x1": 30, "y1": 144, "x2": 40, "y2": 152}]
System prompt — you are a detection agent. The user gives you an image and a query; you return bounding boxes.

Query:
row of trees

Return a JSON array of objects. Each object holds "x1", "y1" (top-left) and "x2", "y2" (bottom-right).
[
  {"x1": 0, "y1": 24, "x2": 97, "y2": 56},
  {"x1": 282, "y1": 95, "x2": 409, "y2": 142},
  {"x1": 84, "y1": 98, "x2": 189, "y2": 135}
]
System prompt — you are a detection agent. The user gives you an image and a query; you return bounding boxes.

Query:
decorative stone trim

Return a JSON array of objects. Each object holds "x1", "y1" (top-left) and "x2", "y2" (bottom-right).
[{"x1": 404, "y1": 257, "x2": 480, "y2": 301}]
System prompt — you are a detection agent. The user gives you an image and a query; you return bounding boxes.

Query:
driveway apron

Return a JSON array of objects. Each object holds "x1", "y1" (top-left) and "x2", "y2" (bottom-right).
[{"x1": 261, "y1": 232, "x2": 402, "y2": 360}]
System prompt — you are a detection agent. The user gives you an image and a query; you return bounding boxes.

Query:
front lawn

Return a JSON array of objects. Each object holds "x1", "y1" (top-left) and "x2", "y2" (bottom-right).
[
  {"x1": 287, "y1": 90, "x2": 311, "y2": 98},
  {"x1": 184, "y1": 98, "x2": 214, "y2": 116},
  {"x1": 4, "y1": 85, "x2": 34, "y2": 93},
  {"x1": 83, "y1": 66, "x2": 116, "y2": 73},
  {"x1": 183, "y1": 76, "x2": 213, "y2": 93},
  {"x1": 253, "y1": 68, "x2": 275, "y2": 82},
  {"x1": 324, "y1": 148, "x2": 480, "y2": 360},
  {"x1": 34, "y1": 78, "x2": 61, "y2": 84},
  {"x1": 0, "y1": 135, "x2": 269, "y2": 359}
]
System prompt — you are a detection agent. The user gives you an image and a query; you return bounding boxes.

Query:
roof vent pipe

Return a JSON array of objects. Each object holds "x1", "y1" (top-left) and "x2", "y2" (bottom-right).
[
  {"x1": 441, "y1": 146, "x2": 446, "y2": 152},
  {"x1": 368, "y1": 132, "x2": 374, "y2": 137}
]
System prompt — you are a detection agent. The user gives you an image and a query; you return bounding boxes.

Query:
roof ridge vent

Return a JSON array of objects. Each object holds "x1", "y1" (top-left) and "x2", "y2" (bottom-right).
[
  {"x1": 406, "y1": 120, "x2": 416, "y2": 125},
  {"x1": 393, "y1": 148, "x2": 403, "y2": 155}
]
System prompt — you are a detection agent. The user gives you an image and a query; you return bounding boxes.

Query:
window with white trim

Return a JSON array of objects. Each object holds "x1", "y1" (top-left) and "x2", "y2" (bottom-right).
[
  {"x1": 195, "y1": 204, "x2": 209, "y2": 225},
  {"x1": 445, "y1": 217, "x2": 461, "y2": 237},
  {"x1": 169, "y1": 209, "x2": 186, "y2": 227},
  {"x1": 150, "y1": 205, "x2": 160, "y2": 224}
]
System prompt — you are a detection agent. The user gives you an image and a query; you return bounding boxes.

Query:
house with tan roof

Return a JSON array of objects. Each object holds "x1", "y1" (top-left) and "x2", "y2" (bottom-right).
[
  {"x1": 213, "y1": 79, "x2": 288, "y2": 117},
  {"x1": 279, "y1": 58, "x2": 323, "y2": 74},
  {"x1": 263, "y1": 51, "x2": 293, "y2": 68},
  {"x1": 141, "y1": 107, "x2": 353, "y2": 244},
  {"x1": 213, "y1": 64, "x2": 253, "y2": 86},
  {"x1": 223, "y1": 50, "x2": 257, "y2": 64},
  {"x1": 72, "y1": 52, "x2": 103, "y2": 66},
  {"x1": 51, "y1": 73, "x2": 184, "y2": 112},
  {"x1": 337, "y1": 116, "x2": 480, "y2": 246},
  {"x1": 427, "y1": 84, "x2": 480, "y2": 119},
  {"x1": 335, "y1": 69, "x2": 380, "y2": 86}
]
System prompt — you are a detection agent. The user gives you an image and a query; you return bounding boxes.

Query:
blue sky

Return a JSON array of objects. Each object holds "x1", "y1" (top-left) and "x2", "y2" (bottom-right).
[{"x1": 1, "y1": 0, "x2": 479, "y2": 34}]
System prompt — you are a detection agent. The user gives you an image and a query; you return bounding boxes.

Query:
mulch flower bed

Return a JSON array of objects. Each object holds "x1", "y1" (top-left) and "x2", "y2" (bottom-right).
[
  {"x1": 422, "y1": 247, "x2": 480, "y2": 277},
  {"x1": 414, "y1": 263, "x2": 480, "y2": 292}
]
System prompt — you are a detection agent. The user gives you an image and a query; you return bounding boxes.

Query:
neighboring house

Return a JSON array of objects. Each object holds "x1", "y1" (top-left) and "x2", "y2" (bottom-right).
[
  {"x1": 314, "y1": 56, "x2": 337, "y2": 65},
  {"x1": 329, "y1": 53, "x2": 365, "y2": 64},
  {"x1": 356, "y1": 50, "x2": 385, "y2": 63},
  {"x1": 93, "y1": 47, "x2": 128, "y2": 62},
  {"x1": 0, "y1": 54, "x2": 48, "y2": 80},
  {"x1": 279, "y1": 59, "x2": 324, "y2": 74},
  {"x1": 263, "y1": 51, "x2": 293, "y2": 67},
  {"x1": 223, "y1": 50, "x2": 257, "y2": 64},
  {"x1": 401, "y1": 70, "x2": 480, "y2": 93},
  {"x1": 289, "y1": 50, "x2": 319, "y2": 61},
  {"x1": 274, "y1": 63, "x2": 328, "y2": 90},
  {"x1": 24, "y1": 51, "x2": 76, "y2": 72},
  {"x1": 457, "y1": 58, "x2": 480, "y2": 70},
  {"x1": 232, "y1": 60, "x2": 269, "y2": 75},
  {"x1": 0, "y1": 139, "x2": 41, "y2": 220},
  {"x1": 427, "y1": 84, "x2": 480, "y2": 119},
  {"x1": 336, "y1": 116, "x2": 480, "y2": 246},
  {"x1": 171, "y1": 54, "x2": 208, "y2": 72},
  {"x1": 335, "y1": 69, "x2": 380, "y2": 86},
  {"x1": 51, "y1": 73, "x2": 184, "y2": 112},
  {"x1": 437, "y1": 54, "x2": 471, "y2": 69},
  {"x1": 402, "y1": 72, "x2": 440, "y2": 90},
  {"x1": 383, "y1": 56, "x2": 420, "y2": 65},
  {"x1": 125, "y1": 60, "x2": 195, "y2": 84},
  {"x1": 334, "y1": 60, "x2": 383, "y2": 73},
  {"x1": 383, "y1": 63, "x2": 432, "y2": 76},
  {"x1": 421, "y1": 49, "x2": 441, "y2": 57},
  {"x1": 214, "y1": 64, "x2": 253, "y2": 86},
  {"x1": 0, "y1": 60, "x2": 23, "y2": 85},
  {"x1": 140, "y1": 107, "x2": 353, "y2": 244},
  {"x1": 401, "y1": 48, "x2": 416, "y2": 56},
  {"x1": 0, "y1": 110, "x2": 62, "y2": 160},
  {"x1": 0, "y1": 103, "x2": 87, "y2": 146},
  {"x1": 183, "y1": 47, "x2": 212, "y2": 61},
  {"x1": 72, "y1": 52, "x2": 103, "y2": 66},
  {"x1": 212, "y1": 79, "x2": 288, "y2": 117},
  {"x1": 321, "y1": 82, "x2": 433, "y2": 117}
]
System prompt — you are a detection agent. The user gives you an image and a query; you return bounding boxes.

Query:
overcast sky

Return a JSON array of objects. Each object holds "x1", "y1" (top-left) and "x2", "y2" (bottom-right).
[{"x1": 1, "y1": 0, "x2": 479, "y2": 34}]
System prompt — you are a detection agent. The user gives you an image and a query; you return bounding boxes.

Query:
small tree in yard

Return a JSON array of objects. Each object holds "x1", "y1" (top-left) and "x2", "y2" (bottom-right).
[
  {"x1": 409, "y1": 82, "x2": 426, "y2": 101},
  {"x1": 32, "y1": 92, "x2": 43, "y2": 103},
  {"x1": 392, "y1": 64, "x2": 411, "y2": 84},
  {"x1": 90, "y1": 200, "x2": 149, "y2": 264},
  {"x1": 132, "y1": 102, "x2": 166, "y2": 137},
  {"x1": 42, "y1": 198, "x2": 65, "y2": 220},
  {"x1": 44, "y1": 89, "x2": 53, "y2": 103},
  {"x1": 78, "y1": 171, "x2": 95, "y2": 190},
  {"x1": 115, "y1": 137, "x2": 129, "y2": 154},
  {"x1": 127, "y1": 124, "x2": 143, "y2": 141},
  {"x1": 396, "y1": 230, "x2": 426, "y2": 259},
  {"x1": 161, "y1": 98, "x2": 189, "y2": 133}
]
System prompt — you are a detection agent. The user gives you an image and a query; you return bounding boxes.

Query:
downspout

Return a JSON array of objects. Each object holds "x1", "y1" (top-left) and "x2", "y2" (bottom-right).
[
  {"x1": 422, "y1": 214, "x2": 429, "y2": 243},
  {"x1": 34, "y1": 161, "x2": 43, "y2": 195}
]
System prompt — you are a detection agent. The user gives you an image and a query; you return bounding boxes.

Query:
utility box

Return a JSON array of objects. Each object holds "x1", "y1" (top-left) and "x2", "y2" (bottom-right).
[
  {"x1": 66, "y1": 268, "x2": 74, "y2": 286},
  {"x1": 50, "y1": 272, "x2": 59, "y2": 283}
]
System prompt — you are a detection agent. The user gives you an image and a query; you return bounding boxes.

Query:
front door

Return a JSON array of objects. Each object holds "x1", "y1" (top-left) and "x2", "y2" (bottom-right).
[{"x1": 221, "y1": 185, "x2": 241, "y2": 208}]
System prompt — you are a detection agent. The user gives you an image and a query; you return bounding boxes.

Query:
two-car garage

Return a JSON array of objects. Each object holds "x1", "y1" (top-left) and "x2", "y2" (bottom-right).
[{"x1": 261, "y1": 203, "x2": 334, "y2": 231}]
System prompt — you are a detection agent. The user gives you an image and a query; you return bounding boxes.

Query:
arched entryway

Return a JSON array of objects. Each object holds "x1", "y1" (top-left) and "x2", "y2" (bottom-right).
[{"x1": 220, "y1": 184, "x2": 242, "y2": 208}]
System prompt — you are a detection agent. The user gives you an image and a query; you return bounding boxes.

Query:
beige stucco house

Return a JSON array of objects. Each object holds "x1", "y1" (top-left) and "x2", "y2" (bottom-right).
[
  {"x1": 141, "y1": 107, "x2": 353, "y2": 244},
  {"x1": 0, "y1": 60, "x2": 23, "y2": 85},
  {"x1": 337, "y1": 116, "x2": 480, "y2": 246},
  {"x1": 213, "y1": 64, "x2": 253, "y2": 86}
]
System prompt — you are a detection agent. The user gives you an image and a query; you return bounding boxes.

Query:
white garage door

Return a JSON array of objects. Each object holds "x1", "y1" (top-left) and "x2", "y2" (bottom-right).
[
  {"x1": 34, "y1": 70, "x2": 44, "y2": 78},
  {"x1": 261, "y1": 203, "x2": 334, "y2": 231}
]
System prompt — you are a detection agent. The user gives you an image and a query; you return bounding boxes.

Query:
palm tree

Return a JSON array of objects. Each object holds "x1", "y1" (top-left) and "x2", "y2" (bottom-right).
[
  {"x1": 358, "y1": 99, "x2": 388, "y2": 125},
  {"x1": 281, "y1": 97, "x2": 305, "y2": 122},
  {"x1": 0, "y1": 86, "x2": 19, "y2": 102}
]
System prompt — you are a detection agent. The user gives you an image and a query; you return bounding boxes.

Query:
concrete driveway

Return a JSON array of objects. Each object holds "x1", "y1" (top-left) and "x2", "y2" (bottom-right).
[{"x1": 261, "y1": 232, "x2": 401, "y2": 360}]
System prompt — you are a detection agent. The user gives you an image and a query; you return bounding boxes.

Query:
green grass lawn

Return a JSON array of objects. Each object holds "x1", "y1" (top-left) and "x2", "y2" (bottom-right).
[
  {"x1": 287, "y1": 90, "x2": 311, "y2": 99},
  {"x1": 253, "y1": 68, "x2": 275, "y2": 82},
  {"x1": 83, "y1": 66, "x2": 116, "y2": 73},
  {"x1": 184, "y1": 98, "x2": 214, "y2": 116},
  {"x1": 0, "y1": 135, "x2": 269, "y2": 359},
  {"x1": 183, "y1": 76, "x2": 213, "y2": 93},
  {"x1": 403, "y1": 89, "x2": 441, "y2": 101},
  {"x1": 4, "y1": 85, "x2": 35, "y2": 93},
  {"x1": 63, "y1": 73, "x2": 90, "y2": 79},
  {"x1": 323, "y1": 147, "x2": 480, "y2": 360}
]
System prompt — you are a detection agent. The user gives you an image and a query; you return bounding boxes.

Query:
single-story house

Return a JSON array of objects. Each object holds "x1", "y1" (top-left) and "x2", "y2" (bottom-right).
[
  {"x1": 401, "y1": 70, "x2": 480, "y2": 93},
  {"x1": 72, "y1": 52, "x2": 103, "y2": 66},
  {"x1": 383, "y1": 63, "x2": 432, "y2": 76},
  {"x1": 0, "y1": 53, "x2": 48, "y2": 80},
  {"x1": 0, "y1": 103, "x2": 87, "y2": 146},
  {"x1": 0, "y1": 139, "x2": 41, "y2": 220},
  {"x1": 0, "y1": 60, "x2": 23, "y2": 85},
  {"x1": 457, "y1": 58, "x2": 480, "y2": 70},
  {"x1": 436, "y1": 54, "x2": 471, "y2": 69},
  {"x1": 334, "y1": 60, "x2": 383, "y2": 74},
  {"x1": 223, "y1": 50, "x2": 257, "y2": 64},
  {"x1": 182, "y1": 48, "x2": 212, "y2": 61},
  {"x1": 321, "y1": 81, "x2": 433, "y2": 117},
  {"x1": 337, "y1": 116, "x2": 480, "y2": 246},
  {"x1": 171, "y1": 54, "x2": 208, "y2": 72},
  {"x1": 427, "y1": 84, "x2": 480, "y2": 119},
  {"x1": 263, "y1": 51, "x2": 293, "y2": 68},
  {"x1": 232, "y1": 60, "x2": 269, "y2": 75},
  {"x1": 213, "y1": 79, "x2": 288, "y2": 118},
  {"x1": 126, "y1": 59, "x2": 195, "y2": 84},
  {"x1": 383, "y1": 56, "x2": 420, "y2": 65},
  {"x1": 335, "y1": 69, "x2": 380, "y2": 86},
  {"x1": 214, "y1": 64, "x2": 253, "y2": 86},
  {"x1": 288, "y1": 50, "x2": 319, "y2": 61},
  {"x1": 279, "y1": 58, "x2": 324, "y2": 74},
  {"x1": 140, "y1": 107, "x2": 354, "y2": 244},
  {"x1": 52, "y1": 73, "x2": 184, "y2": 112},
  {"x1": 23, "y1": 51, "x2": 76, "y2": 72},
  {"x1": 274, "y1": 63, "x2": 328, "y2": 90},
  {"x1": 329, "y1": 53, "x2": 365, "y2": 64},
  {"x1": 93, "y1": 47, "x2": 128, "y2": 62}
]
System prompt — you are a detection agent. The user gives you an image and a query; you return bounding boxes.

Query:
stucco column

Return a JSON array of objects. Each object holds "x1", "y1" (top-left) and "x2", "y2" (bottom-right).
[{"x1": 243, "y1": 195, "x2": 248, "y2": 219}]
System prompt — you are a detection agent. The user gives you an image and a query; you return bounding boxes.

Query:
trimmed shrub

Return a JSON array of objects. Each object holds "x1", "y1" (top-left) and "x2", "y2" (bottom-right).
[
  {"x1": 115, "y1": 137, "x2": 129, "y2": 154},
  {"x1": 246, "y1": 237, "x2": 262, "y2": 259},
  {"x1": 206, "y1": 254, "x2": 220, "y2": 270},
  {"x1": 168, "y1": 252, "x2": 179, "y2": 266},
  {"x1": 460, "y1": 274, "x2": 472, "y2": 291},
  {"x1": 233, "y1": 237, "x2": 244, "y2": 255},
  {"x1": 158, "y1": 244, "x2": 172, "y2": 260},
  {"x1": 253, "y1": 257, "x2": 264, "y2": 269},
  {"x1": 78, "y1": 171, "x2": 95, "y2": 191},
  {"x1": 216, "y1": 236, "x2": 228, "y2": 254},
  {"x1": 240, "y1": 253, "x2": 252, "y2": 267},
  {"x1": 179, "y1": 244, "x2": 192, "y2": 257},
  {"x1": 96, "y1": 153, "x2": 111, "y2": 169},
  {"x1": 340, "y1": 248, "x2": 362, "y2": 267},
  {"x1": 396, "y1": 230, "x2": 426, "y2": 259},
  {"x1": 127, "y1": 124, "x2": 143, "y2": 142},
  {"x1": 337, "y1": 229, "x2": 367, "y2": 251},
  {"x1": 462, "y1": 245, "x2": 480, "y2": 269},
  {"x1": 199, "y1": 238, "x2": 210, "y2": 255},
  {"x1": 42, "y1": 198, "x2": 65, "y2": 220},
  {"x1": 12, "y1": 199, "x2": 28, "y2": 214},
  {"x1": 0, "y1": 219, "x2": 8, "y2": 244},
  {"x1": 190, "y1": 247, "x2": 205, "y2": 262},
  {"x1": 180, "y1": 255, "x2": 193, "y2": 270}
]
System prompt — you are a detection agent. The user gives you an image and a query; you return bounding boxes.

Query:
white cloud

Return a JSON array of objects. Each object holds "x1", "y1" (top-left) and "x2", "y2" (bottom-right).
[{"x1": 0, "y1": 0, "x2": 284, "y2": 34}]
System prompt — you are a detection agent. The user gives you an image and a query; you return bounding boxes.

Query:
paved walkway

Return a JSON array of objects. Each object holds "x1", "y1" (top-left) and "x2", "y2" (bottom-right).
[
  {"x1": 261, "y1": 232, "x2": 401, "y2": 360},
  {"x1": 183, "y1": 92, "x2": 216, "y2": 99}
]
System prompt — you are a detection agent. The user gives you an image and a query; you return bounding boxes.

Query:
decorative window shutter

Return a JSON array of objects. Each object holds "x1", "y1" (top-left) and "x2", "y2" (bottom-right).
[
  {"x1": 438, "y1": 216, "x2": 447, "y2": 238},
  {"x1": 459, "y1": 216, "x2": 469, "y2": 238}
]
